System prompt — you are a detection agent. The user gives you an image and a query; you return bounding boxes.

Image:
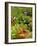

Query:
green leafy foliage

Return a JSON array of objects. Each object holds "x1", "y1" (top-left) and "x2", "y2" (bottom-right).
[{"x1": 11, "y1": 7, "x2": 32, "y2": 39}]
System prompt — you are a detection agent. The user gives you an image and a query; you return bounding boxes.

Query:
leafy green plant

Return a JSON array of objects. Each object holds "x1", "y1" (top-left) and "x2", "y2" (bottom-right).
[{"x1": 11, "y1": 7, "x2": 32, "y2": 39}]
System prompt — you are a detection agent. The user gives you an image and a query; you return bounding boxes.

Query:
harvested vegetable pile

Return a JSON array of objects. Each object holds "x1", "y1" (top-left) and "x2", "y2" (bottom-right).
[{"x1": 11, "y1": 7, "x2": 32, "y2": 39}]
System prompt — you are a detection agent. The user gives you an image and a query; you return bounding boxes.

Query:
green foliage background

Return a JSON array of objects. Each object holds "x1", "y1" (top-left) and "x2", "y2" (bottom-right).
[{"x1": 11, "y1": 6, "x2": 32, "y2": 39}]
